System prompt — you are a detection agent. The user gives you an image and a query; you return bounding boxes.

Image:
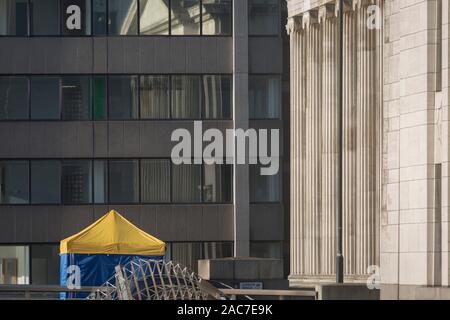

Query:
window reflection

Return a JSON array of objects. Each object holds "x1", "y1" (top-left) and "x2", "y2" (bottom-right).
[
  {"x1": 171, "y1": 0, "x2": 200, "y2": 35},
  {"x1": 108, "y1": 0, "x2": 138, "y2": 35},
  {"x1": 0, "y1": 0, "x2": 28, "y2": 35},
  {"x1": 139, "y1": 0, "x2": 169, "y2": 35},
  {"x1": 202, "y1": 0, "x2": 231, "y2": 35},
  {"x1": 93, "y1": 0, "x2": 107, "y2": 35}
]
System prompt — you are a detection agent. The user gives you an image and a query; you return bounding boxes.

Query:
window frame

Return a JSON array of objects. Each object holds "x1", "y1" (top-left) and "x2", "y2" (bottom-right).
[
  {"x1": 0, "y1": 158, "x2": 235, "y2": 205},
  {"x1": 0, "y1": 0, "x2": 233, "y2": 37}
]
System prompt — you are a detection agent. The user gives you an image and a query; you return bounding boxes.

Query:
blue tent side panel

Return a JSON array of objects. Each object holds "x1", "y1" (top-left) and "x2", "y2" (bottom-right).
[{"x1": 60, "y1": 253, "x2": 163, "y2": 299}]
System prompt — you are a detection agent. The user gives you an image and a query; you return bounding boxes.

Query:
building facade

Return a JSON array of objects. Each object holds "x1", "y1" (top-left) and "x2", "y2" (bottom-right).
[
  {"x1": 288, "y1": 0, "x2": 450, "y2": 299},
  {"x1": 0, "y1": 0, "x2": 289, "y2": 286}
]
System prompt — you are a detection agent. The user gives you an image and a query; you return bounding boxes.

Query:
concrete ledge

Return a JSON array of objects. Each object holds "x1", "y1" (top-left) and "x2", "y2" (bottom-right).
[
  {"x1": 316, "y1": 284, "x2": 380, "y2": 300},
  {"x1": 198, "y1": 258, "x2": 284, "y2": 281}
]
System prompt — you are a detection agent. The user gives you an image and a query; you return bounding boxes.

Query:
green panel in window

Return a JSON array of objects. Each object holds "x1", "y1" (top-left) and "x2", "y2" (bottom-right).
[{"x1": 93, "y1": 77, "x2": 106, "y2": 120}]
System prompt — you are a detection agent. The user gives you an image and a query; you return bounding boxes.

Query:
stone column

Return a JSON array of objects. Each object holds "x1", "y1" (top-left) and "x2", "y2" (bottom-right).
[
  {"x1": 355, "y1": 0, "x2": 379, "y2": 275},
  {"x1": 287, "y1": 15, "x2": 305, "y2": 276},
  {"x1": 319, "y1": 4, "x2": 339, "y2": 276},
  {"x1": 287, "y1": 0, "x2": 381, "y2": 285},
  {"x1": 304, "y1": 10, "x2": 322, "y2": 275},
  {"x1": 342, "y1": 1, "x2": 358, "y2": 277}
]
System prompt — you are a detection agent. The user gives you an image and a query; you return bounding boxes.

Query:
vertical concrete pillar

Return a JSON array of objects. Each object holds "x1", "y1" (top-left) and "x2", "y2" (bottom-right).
[{"x1": 233, "y1": 0, "x2": 250, "y2": 257}]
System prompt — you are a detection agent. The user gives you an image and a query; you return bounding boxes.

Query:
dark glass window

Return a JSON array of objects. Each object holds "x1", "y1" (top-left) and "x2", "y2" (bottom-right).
[
  {"x1": 93, "y1": 160, "x2": 107, "y2": 203},
  {"x1": 172, "y1": 164, "x2": 201, "y2": 203},
  {"x1": 30, "y1": 0, "x2": 60, "y2": 35},
  {"x1": 169, "y1": 242, "x2": 233, "y2": 272},
  {"x1": 139, "y1": 0, "x2": 169, "y2": 35},
  {"x1": 202, "y1": 242, "x2": 233, "y2": 260},
  {"x1": 202, "y1": 0, "x2": 232, "y2": 35},
  {"x1": 92, "y1": 0, "x2": 107, "y2": 35},
  {"x1": 31, "y1": 244, "x2": 60, "y2": 285},
  {"x1": 249, "y1": 164, "x2": 280, "y2": 202},
  {"x1": 61, "y1": 76, "x2": 92, "y2": 120},
  {"x1": 108, "y1": 75, "x2": 139, "y2": 119},
  {"x1": 31, "y1": 161, "x2": 61, "y2": 204},
  {"x1": 141, "y1": 159, "x2": 170, "y2": 203},
  {"x1": 171, "y1": 75, "x2": 201, "y2": 119},
  {"x1": 0, "y1": 76, "x2": 29, "y2": 120},
  {"x1": 0, "y1": 0, "x2": 29, "y2": 35},
  {"x1": 108, "y1": 160, "x2": 139, "y2": 203},
  {"x1": 171, "y1": 242, "x2": 202, "y2": 272},
  {"x1": 0, "y1": 161, "x2": 29, "y2": 204},
  {"x1": 250, "y1": 241, "x2": 283, "y2": 259},
  {"x1": 140, "y1": 76, "x2": 170, "y2": 119},
  {"x1": 93, "y1": 76, "x2": 106, "y2": 120},
  {"x1": 61, "y1": 0, "x2": 92, "y2": 36},
  {"x1": 108, "y1": 0, "x2": 138, "y2": 35},
  {"x1": 202, "y1": 75, "x2": 231, "y2": 119},
  {"x1": 248, "y1": 0, "x2": 279, "y2": 35},
  {"x1": 30, "y1": 77, "x2": 60, "y2": 120},
  {"x1": 62, "y1": 160, "x2": 92, "y2": 204},
  {"x1": 203, "y1": 163, "x2": 232, "y2": 203},
  {"x1": 171, "y1": 0, "x2": 200, "y2": 35},
  {"x1": 249, "y1": 75, "x2": 281, "y2": 119}
]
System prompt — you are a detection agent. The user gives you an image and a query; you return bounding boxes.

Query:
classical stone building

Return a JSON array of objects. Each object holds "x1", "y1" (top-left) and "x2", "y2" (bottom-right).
[{"x1": 287, "y1": 0, "x2": 450, "y2": 299}]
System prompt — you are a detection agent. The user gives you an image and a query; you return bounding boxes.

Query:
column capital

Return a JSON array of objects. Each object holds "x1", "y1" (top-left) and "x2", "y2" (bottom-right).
[
  {"x1": 352, "y1": 0, "x2": 372, "y2": 10},
  {"x1": 286, "y1": 16, "x2": 303, "y2": 35},
  {"x1": 335, "y1": 0, "x2": 354, "y2": 15},
  {"x1": 319, "y1": 3, "x2": 337, "y2": 23},
  {"x1": 302, "y1": 10, "x2": 319, "y2": 29}
]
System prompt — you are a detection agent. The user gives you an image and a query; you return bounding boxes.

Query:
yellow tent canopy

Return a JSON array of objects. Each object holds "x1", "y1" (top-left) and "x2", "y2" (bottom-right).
[{"x1": 60, "y1": 210, "x2": 165, "y2": 256}]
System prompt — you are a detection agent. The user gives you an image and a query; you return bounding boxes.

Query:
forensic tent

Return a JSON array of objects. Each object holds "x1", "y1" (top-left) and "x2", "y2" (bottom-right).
[{"x1": 60, "y1": 210, "x2": 165, "y2": 299}]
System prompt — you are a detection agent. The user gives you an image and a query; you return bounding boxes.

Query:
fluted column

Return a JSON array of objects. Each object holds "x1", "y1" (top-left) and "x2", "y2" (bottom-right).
[
  {"x1": 342, "y1": 2, "x2": 358, "y2": 276},
  {"x1": 287, "y1": 16, "x2": 305, "y2": 276},
  {"x1": 355, "y1": 0, "x2": 378, "y2": 275},
  {"x1": 288, "y1": 0, "x2": 382, "y2": 284},
  {"x1": 304, "y1": 10, "x2": 322, "y2": 275},
  {"x1": 319, "y1": 4, "x2": 339, "y2": 276}
]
